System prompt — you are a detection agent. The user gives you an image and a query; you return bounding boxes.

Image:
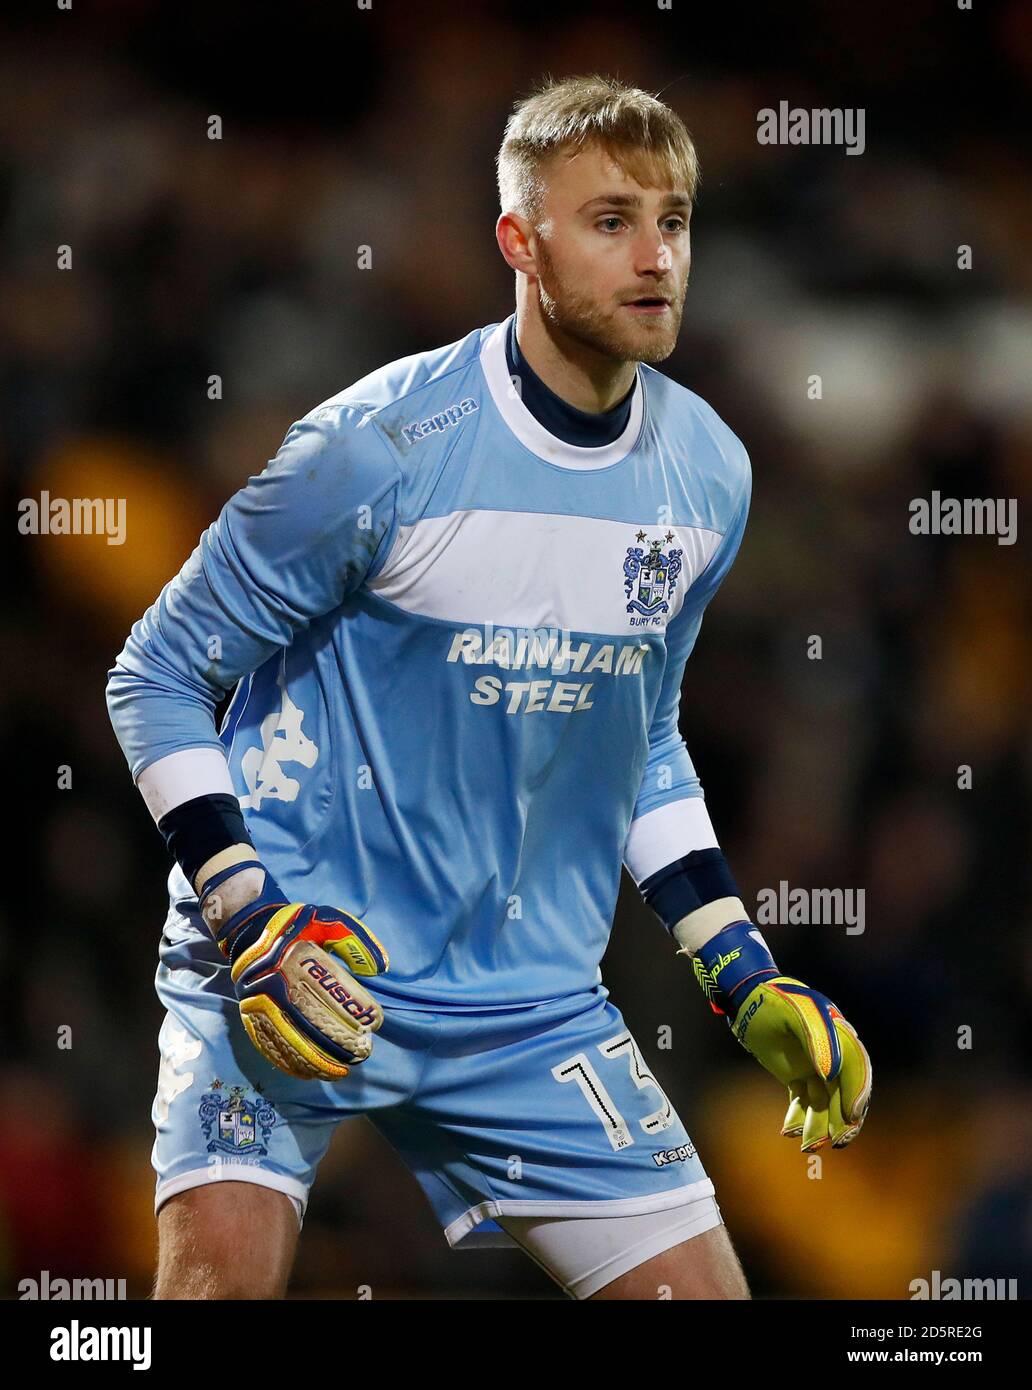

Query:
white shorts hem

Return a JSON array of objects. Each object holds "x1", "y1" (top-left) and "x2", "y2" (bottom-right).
[
  {"x1": 443, "y1": 1176, "x2": 716, "y2": 1248},
  {"x1": 559, "y1": 1198, "x2": 723, "y2": 1298},
  {"x1": 155, "y1": 1166, "x2": 308, "y2": 1228}
]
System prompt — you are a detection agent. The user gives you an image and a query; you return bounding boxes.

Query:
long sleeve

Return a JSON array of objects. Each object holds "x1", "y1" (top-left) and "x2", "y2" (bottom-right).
[
  {"x1": 623, "y1": 463, "x2": 751, "y2": 888},
  {"x1": 106, "y1": 404, "x2": 401, "y2": 808}
]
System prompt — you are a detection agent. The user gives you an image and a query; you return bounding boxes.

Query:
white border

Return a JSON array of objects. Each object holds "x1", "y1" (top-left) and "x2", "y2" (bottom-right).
[
  {"x1": 445, "y1": 1176, "x2": 715, "y2": 1248},
  {"x1": 155, "y1": 1165, "x2": 308, "y2": 1228},
  {"x1": 366, "y1": 507, "x2": 715, "y2": 632},
  {"x1": 137, "y1": 746, "x2": 237, "y2": 822},
  {"x1": 623, "y1": 797, "x2": 720, "y2": 884},
  {"x1": 505, "y1": 1193, "x2": 723, "y2": 1299},
  {"x1": 479, "y1": 316, "x2": 645, "y2": 470}
]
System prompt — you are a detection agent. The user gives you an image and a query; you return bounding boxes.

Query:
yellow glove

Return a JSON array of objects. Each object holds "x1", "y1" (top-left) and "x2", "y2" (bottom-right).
[{"x1": 688, "y1": 922, "x2": 872, "y2": 1152}]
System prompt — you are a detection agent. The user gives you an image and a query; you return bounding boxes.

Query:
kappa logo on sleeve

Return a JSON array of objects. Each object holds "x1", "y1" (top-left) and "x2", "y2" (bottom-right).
[{"x1": 401, "y1": 396, "x2": 478, "y2": 445}]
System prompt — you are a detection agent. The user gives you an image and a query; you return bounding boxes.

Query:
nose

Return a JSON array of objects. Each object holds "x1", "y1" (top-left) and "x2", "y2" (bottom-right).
[{"x1": 634, "y1": 227, "x2": 674, "y2": 276}]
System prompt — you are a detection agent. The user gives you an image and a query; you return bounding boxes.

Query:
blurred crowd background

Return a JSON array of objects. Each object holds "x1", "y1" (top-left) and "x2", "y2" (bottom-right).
[{"x1": 2, "y1": 1, "x2": 1029, "y2": 1299}]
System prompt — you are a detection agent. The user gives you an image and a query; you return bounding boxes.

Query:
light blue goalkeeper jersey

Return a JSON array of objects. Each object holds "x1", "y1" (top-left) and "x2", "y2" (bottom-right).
[{"x1": 107, "y1": 313, "x2": 750, "y2": 1011}]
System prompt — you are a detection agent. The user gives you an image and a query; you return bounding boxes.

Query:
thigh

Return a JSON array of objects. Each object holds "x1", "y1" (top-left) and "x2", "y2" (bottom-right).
[
  {"x1": 155, "y1": 1181, "x2": 299, "y2": 1299},
  {"x1": 588, "y1": 1220, "x2": 750, "y2": 1300},
  {"x1": 498, "y1": 1186, "x2": 739, "y2": 1299}
]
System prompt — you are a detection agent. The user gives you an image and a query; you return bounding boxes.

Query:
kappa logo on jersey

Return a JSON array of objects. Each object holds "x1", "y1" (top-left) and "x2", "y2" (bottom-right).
[
  {"x1": 240, "y1": 665, "x2": 319, "y2": 810},
  {"x1": 624, "y1": 531, "x2": 684, "y2": 626},
  {"x1": 401, "y1": 396, "x2": 478, "y2": 446}
]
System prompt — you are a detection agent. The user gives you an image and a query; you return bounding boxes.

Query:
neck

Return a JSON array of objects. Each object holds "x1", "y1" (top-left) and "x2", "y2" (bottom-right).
[{"x1": 514, "y1": 287, "x2": 638, "y2": 412}]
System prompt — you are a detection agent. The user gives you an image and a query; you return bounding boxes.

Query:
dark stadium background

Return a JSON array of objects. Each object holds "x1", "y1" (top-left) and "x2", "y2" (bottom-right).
[{"x1": 2, "y1": 0, "x2": 1029, "y2": 1299}]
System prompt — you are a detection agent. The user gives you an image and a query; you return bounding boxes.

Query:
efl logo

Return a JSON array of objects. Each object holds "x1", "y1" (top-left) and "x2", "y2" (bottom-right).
[{"x1": 401, "y1": 396, "x2": 478, "y2": 445}]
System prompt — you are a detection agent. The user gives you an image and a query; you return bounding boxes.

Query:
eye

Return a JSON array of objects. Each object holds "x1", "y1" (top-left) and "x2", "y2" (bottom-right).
[
  {"x1": 662, "y1": 217, "x2": 687, "y2": 233},
  {"x1": 596, "y1": 216, "x2": 625, "y2": 233}
]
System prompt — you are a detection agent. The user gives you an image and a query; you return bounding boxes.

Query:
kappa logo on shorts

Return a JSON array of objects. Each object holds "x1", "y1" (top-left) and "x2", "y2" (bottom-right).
[
  {"x1": 199, "y1": 1080, "x2": 279, "y2": 1156},
  {"x1": 651, "y1": 1140, "x2": 697, "y2": 1168}
]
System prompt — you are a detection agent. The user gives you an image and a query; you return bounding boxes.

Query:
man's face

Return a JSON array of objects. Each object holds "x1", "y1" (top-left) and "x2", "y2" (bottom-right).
[{"x1": 531, "y1": 142, "x2": 692, "y2": 365}]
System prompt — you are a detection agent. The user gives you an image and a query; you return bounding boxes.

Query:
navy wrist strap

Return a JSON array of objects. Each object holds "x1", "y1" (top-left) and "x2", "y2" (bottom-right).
[
  {"x1": 158, "y1": 793, "x2": 254, "y2": 890},
  {"x1": 640, "y1": 848, "x2": 742, "y2": 933}
]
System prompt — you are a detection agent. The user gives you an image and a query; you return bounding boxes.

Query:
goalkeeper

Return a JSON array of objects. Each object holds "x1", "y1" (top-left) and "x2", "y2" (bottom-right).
[{"x1": 107, "y1": 73, "x2": 870, "y2": 1303}]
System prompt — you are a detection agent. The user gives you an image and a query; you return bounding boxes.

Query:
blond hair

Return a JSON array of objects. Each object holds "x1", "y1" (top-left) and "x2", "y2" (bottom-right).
[{"x1": 496, "y1": 74, "x2": 700, "y2": 223}]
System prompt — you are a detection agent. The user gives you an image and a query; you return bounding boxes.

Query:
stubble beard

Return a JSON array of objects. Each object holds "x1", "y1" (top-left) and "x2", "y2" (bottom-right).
[{"x1": 535, "y1": 240, "x2": 686, "y2": 365}]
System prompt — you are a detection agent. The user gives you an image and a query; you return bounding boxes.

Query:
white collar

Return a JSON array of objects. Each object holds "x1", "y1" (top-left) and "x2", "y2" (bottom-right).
[{"x1": 479, "y1": 315, "x2": 645, "y2": 471}]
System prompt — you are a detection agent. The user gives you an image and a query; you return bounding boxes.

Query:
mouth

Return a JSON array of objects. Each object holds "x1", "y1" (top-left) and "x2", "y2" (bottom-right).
[{"x1": 624, "y1": 296, "x2": 671, "y2": 315}]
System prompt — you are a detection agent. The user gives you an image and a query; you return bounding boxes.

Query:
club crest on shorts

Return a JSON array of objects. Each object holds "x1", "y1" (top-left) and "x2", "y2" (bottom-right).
[
  {"x1": 624, "y1": 532, "x2": 683, "y2": 621},
  {"x1": 199, "y1": 1080, "x2": 279, "y2": 1155}
]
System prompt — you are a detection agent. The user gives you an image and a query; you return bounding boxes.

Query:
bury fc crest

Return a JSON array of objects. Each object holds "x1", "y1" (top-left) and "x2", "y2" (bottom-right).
[
  {"x1": 624, "y1": 531, "x2": 683, "y2": 624},
  {"x1": 199, "y1": 1081, "x2": 279, "y2": 1156}
]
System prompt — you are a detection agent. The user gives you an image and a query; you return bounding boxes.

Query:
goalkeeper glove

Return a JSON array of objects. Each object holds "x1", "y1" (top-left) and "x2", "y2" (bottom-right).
[
  {"x1": 198, "y1": 860, "x2": 389, "y2": 1082},
  {"x1": 685, "y1": 920, "x2": 872, "y2": 1153}
]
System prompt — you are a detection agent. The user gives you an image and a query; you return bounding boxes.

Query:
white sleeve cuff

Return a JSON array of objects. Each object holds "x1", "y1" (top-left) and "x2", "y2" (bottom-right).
[
  {"x1": 622, "y1": 797, "x2": 719, "y2": 884},
  {"x1": 136, "y1": 747, "x2": 237, "y2": 823}
]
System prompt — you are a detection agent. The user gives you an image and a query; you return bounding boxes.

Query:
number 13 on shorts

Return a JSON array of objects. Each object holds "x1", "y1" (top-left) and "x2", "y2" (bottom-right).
[{"x1": 552, "y1": 1030, "x2": 675, "y2": 1152}]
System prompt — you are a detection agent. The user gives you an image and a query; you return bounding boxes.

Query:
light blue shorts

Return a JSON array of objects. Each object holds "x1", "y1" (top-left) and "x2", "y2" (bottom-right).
[{"x1": 152, "y1": 898, "x2": 718, "y2": 1261}]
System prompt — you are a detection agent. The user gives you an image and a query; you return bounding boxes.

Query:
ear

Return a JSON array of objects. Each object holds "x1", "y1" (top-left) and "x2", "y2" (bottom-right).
[{"x1": 496, "y1": 211, "x2": 539, "y2": 277}]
